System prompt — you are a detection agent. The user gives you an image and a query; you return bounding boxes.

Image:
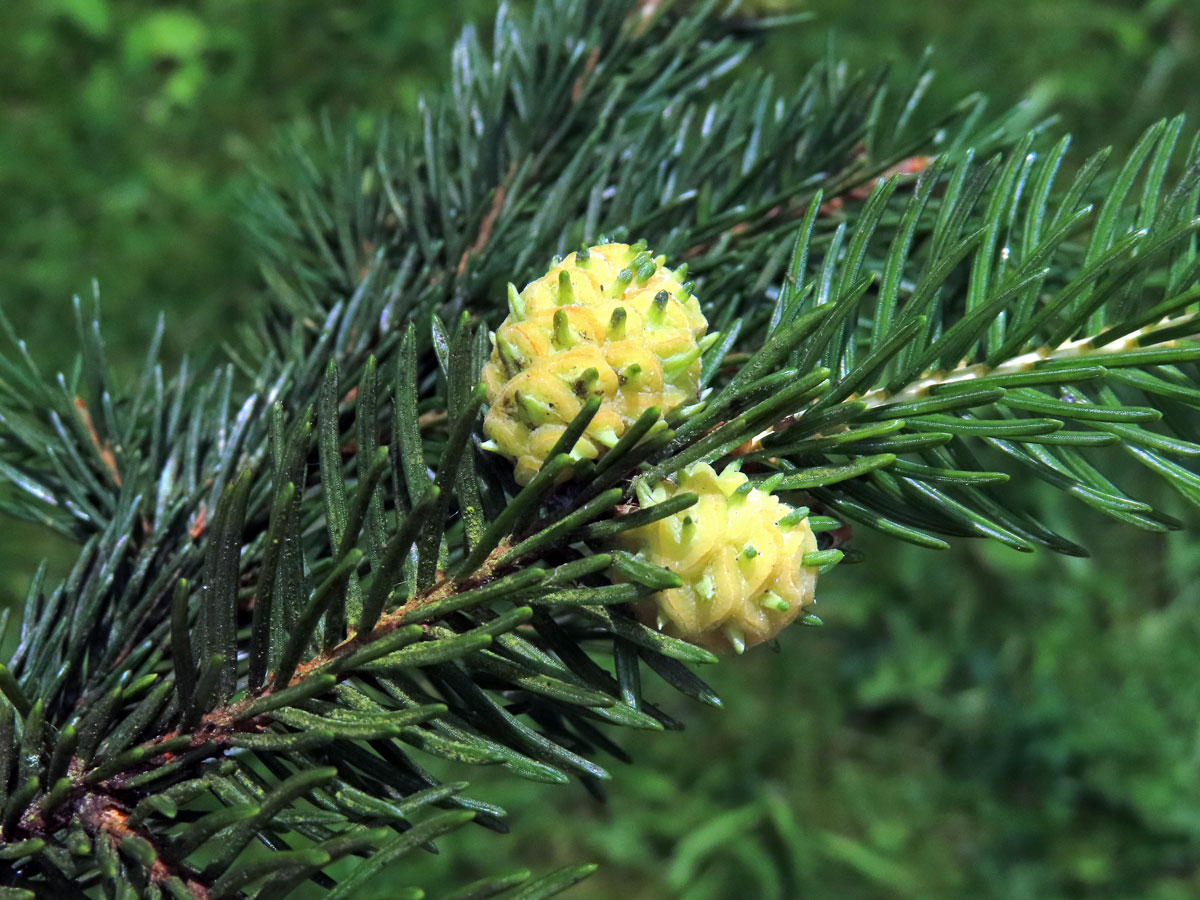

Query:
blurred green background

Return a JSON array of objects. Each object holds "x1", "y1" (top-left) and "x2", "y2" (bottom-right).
[{"x1": 4, "y1": 0, "x2": 1200, "y2": 897}]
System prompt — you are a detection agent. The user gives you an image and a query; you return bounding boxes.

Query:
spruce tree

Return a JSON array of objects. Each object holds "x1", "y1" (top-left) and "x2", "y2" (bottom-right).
[{"x1": 2, "y1": 1, "x2": 1200, "y2": 896}]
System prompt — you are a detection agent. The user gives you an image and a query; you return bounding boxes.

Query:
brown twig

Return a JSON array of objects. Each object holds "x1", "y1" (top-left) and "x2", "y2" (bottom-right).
[
  {"x1": 457, "y1": 169, "x2": 514, "y2": 277},
  {"x1": 79, "y1": 794, "x2": 211, "y2": 899},
  {"x1": 74, "y1": 397, "x2": 122, "y2": 487}
]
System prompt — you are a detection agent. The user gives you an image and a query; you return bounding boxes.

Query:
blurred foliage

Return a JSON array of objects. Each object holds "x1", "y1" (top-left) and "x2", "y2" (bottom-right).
[
  {"x1": 0, "y1": 0, "x2": 495, "y2": 372},
  {"x1": 800, "y1": 0, "x2": 1199, "y2": 152},
  {"x1": 4, "y1": 0, "x2": 1200, "y2": 897}
]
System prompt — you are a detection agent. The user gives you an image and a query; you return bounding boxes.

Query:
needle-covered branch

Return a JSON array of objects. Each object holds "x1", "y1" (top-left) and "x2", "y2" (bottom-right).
[{"x1": 1, "y1": 0, "x2": 1199, "y2": 897}]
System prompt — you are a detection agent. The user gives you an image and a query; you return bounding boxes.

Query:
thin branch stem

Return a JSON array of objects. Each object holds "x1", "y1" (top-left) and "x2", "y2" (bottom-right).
[{"x1": 859, "y1": 313, "x2": 1200, "y2": 408}]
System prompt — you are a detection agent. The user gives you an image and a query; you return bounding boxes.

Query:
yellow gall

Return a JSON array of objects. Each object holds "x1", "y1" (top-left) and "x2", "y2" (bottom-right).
[
  {"x1": 482, "y1": 241, "x2": 712, "y2": 484},
  {"x1": 615, "y1": 463, "x2": 819, "y2": 653}
]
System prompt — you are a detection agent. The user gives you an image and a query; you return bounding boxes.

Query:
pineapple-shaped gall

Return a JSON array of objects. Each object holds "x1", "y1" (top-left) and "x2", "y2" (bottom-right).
[
  {"x1": 616, "y1": 463, "x2": 819, "y2": 653},
  {"x1": 482, "y1": 241, "x2": 715, "y2": 484}
]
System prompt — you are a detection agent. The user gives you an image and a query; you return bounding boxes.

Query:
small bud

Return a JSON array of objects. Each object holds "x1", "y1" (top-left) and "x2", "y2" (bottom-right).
[
  {"x1": 577, "y1": 367, "x2": 599, "y2": 391},
  {"x1": 496, "y1": 334, "x2": 523, "y2": 372},
  {"x1": 613, "y1": 268, "x2": 634, "y2": 295},
  {"x1": 680, "y1": 515, "x2": 696, "y2": 541},
  {"x1": 608, "y1": 307, "x2": 627, "y2": 341},
  {"x1": 635, "y1": 257, "x2": 657, "y2": 285},
  {"x1": 518, "y1": 392, "x2": 556, "y2": 425},
  {"x1": 723, "y1": 625, "x2": 746, "y2": 655},
  {"x1": 646, "y1": 290, "x2": 670, "y2": 326},
  {"x1": 777, "y1": 508, "x2": 810, "y2": 528},
  {"x1": 558, "y1": 270, "x2": 574, "y2": 304},
  {"x1": 758, "y1": 473, "x2": 784, "y2": 493},
  {"x1": 552, "y1": 308, "x2": 573, "y2": 348},
  {"x1": 662, "y1": 345, "x2": 704, "y2": 378},
  {"x1": 507, "y1": 282, "x2": 525, "y2": 320},
  {"x1": 634, "y1": 479, "x2": 658, "y2": 508},
  {"x1": 760, "y1": 592, "x2": 789, "y2": 612},
  {"x1": 568, "y1": 439, "x2": 597, "y2": 461},
  {"x1": 592, "y1": 426, "x2": 620, "y2": 449}
]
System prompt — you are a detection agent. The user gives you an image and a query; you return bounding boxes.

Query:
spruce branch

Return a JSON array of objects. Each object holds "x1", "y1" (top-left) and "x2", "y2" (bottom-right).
[{"x1": 1, "y1": 0, "x2": 1200, "y2": 897}]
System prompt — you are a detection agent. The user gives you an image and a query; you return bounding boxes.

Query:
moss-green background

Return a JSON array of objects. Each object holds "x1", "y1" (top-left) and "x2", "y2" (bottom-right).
[{"x1": 3, "y1": 1, "x2": 1200, "y2": 897}]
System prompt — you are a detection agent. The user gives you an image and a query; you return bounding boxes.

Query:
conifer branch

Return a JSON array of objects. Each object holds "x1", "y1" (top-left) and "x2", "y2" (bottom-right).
[{"x1": 2, "y1": 0, "x2": 1199, "y2": 897}]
